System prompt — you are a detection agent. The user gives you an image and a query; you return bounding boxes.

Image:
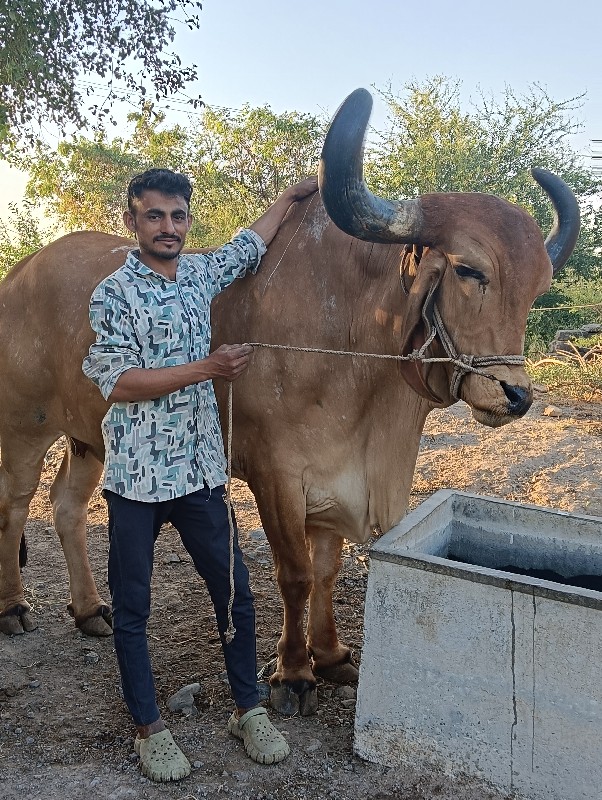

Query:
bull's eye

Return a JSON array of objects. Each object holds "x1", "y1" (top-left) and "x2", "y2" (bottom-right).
[{"x1": 454, "y1": 264, "x2": 488, "y2": 285}]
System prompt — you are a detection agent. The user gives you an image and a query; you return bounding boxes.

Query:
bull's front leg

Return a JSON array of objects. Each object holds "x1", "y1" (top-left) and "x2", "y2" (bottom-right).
[
  {"x1": 251, "y1": 477, "x2": 317, "y2": 716},
  {"x1": 305, "y1": 528, "x2": 359, "y2": 684}
]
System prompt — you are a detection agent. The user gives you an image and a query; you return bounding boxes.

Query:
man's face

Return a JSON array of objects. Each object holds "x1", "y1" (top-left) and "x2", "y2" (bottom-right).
[{"x1": 123, "y1": 189, "x2": 192, "y2": 262}]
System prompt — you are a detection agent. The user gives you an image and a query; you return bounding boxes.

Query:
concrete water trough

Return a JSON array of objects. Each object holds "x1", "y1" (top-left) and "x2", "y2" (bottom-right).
[{"x1": 355, "y1": 490, "x2": 602, "y2": 800}]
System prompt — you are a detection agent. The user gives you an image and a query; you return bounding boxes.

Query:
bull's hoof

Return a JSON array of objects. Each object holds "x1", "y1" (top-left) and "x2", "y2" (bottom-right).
[
  {"x1": 20, "y1": 612, "x2": 37, "y2": 632},
  {"x1": 299, "y1": 686, "x2": 319, "y2": 716},
  {"x1": 269, "y1": 680, "x2": 318, "y2": 717},
  {"x1": 75, "y1": 605, "x2": 113, "y2": 637},
  {"x1": 0, "y1": 606, "x2": 37, "y2": 636},
  {"x1": 314, "y1": 659, "x2": 359, "y2": 684}
]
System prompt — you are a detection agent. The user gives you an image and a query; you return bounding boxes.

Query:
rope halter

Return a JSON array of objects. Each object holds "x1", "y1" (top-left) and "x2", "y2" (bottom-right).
[{"x1": 429, "y1": 303, "x2": 526, "y2": 400}]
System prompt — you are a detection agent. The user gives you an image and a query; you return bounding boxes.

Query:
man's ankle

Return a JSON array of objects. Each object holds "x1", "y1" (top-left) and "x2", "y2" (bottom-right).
[{"x1": 137, "y1": 718, "x2": 166, "y2": 739}]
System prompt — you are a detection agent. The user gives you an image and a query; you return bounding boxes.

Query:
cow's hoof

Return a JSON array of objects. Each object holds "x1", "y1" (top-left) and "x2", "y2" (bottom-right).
[
  {"x1": 270, "y1": 682, "x2": 299, "y2": 716},
  {"x1": 299, "y1": 686, "x2": 319, "y2": 716},
  {"x1": 76, "y1": 605, "x2": 113, "y2": 637},
  {"x1": 269, "y1": 680, "x2": 317, "y2": 716},
  {"x1": 0, "y1": 607, "x2": 37, "y2": 635},
  {"x1": 314, "y1": 659, "x2": 359, "y2": 684}
]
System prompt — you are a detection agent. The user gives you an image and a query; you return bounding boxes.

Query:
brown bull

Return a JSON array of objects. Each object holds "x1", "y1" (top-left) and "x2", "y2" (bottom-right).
[{"x1": 0, "y1": 89, "x2": 579, "y2": 717}]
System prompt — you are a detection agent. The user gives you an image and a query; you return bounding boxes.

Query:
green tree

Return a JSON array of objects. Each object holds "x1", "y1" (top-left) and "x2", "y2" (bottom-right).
[
  {"x1": 0, "y1": 199, "x2": 51, "y2": 278},
  {"x1": 189, "y1": 105, "x2": 325, "y2": 244},
  {"x1": 23, "y1": 103, "x2": 324, "y2": 244},
  {"x1": 366, "y1": 77, "x2": 602, "y2": 280},
  {"x1": 24, "y1": 105, "x2": 189, "y2": 232},
  {"x1": 0, "y1": 0, "x2": 202, "y2": 155}
]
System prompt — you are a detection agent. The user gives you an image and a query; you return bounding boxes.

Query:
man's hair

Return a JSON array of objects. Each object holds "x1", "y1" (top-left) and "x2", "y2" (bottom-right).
[{"x1": 127, "y1": 168, "x2": 193, "y2": 212}]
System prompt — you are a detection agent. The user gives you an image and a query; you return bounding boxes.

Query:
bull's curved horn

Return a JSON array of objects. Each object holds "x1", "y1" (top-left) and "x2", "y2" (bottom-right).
[
  {"x1": 531, "y1": 167, "x2": 580, "y2": 274},
  {"x1": 318, "y1": 88, "x2": 425, "y2": 244}
]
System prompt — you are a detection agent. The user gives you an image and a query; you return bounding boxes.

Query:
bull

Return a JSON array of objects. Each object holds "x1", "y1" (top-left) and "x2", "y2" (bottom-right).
[{"x1": 0, "y1": 89, "x2": 579, "y2": 716}]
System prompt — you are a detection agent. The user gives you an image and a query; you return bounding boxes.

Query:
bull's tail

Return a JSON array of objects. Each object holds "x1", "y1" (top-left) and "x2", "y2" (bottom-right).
[{"x1": 19, "y1": 533, "x2": 28, "y2": 568}]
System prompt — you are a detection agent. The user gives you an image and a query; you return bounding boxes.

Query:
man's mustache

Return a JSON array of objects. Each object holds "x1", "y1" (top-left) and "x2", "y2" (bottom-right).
[{"x1": 154, "y1": 235, "x2": 182, "y2": 243}]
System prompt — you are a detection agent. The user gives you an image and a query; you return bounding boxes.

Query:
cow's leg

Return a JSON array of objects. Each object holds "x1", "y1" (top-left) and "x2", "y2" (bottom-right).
[
  {"x1": 251, "y1": 479, "x2": 317, "y2": 716},
  {"x1": 0, "y1": 433, "x2": 54, "y2": 635},
  {"x1": 50, "y1": 443, "x2": 111, "y2": 636},
  {"x1": 305, "y1": 529, "x2": 359, "y2": 684}
]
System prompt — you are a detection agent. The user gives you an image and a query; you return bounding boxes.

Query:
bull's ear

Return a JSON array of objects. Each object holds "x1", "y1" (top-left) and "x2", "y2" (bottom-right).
[
  {"x1": 398, "y1": 248, "x2": 448, "y2": 403},
  {"x1": 400, "y1": 244, "x2": 423, "y2": 284}
]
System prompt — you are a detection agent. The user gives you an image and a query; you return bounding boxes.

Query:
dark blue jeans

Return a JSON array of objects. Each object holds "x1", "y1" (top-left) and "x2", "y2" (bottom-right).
[{"x1": 104, "y1": 485, "x2": 259, "y2": 727}]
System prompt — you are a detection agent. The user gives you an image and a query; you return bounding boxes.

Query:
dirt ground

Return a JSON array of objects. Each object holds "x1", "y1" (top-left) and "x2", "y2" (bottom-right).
[{"x1": 2, "y1": 388, "x2": 602, "y2": 800}]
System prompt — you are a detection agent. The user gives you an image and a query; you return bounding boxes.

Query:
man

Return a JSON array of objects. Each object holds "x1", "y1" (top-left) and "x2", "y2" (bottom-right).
[{"x1": 83, "y1": 167, "x2": 318, "y2": 782}]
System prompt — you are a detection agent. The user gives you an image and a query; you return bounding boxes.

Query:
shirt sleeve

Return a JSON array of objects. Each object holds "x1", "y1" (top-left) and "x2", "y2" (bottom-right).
[
  {"x1": 190, "y1": 228, "x2": 267, "y2": 299},
  {"x1": 82, "y1": 280, "x2": 142, "y2": 401}
]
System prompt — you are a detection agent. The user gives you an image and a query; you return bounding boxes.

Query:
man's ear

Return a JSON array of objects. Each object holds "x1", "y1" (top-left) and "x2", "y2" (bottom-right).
[{"x1": 123, "y1": 209, "x2": 136, "y2": 234}]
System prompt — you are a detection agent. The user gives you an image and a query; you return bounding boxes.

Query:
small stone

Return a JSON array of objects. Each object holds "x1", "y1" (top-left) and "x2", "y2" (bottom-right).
[
  {"x1": 248, "y1": 528, "x2": 267, "y2": 541},
  {"x1": 543, "y1": 405, "x2": 562, "y2": 417},
  {"x1": 84, "y1": 651, "x2": 99, "y2": 665},
  {"x1": 193, "y1": 760, "x2": 203, "y2": 769},
  {"x1": 340, "y1": 698, "x2": 356, "y2": 709},
  {"x1": 334, "y1": 685, "x2": 356, "y2": 700},
  {"x1": 166, "y1": 682, "x2": 201, "y2": 712},
  {"x1": 108, "y1": 789, "x2": 137, "y2": 799},
  {"x1": 533, "y1": 383, "x2": 548, "y2": 393},
  {"x1": 29, "y1": 680, "x2": 40, "y2": 689},
  {"x1": 305, "y1": 739, "x2": 322, "y2": 753},
  {"x1": 25, "y1": 736, "x2": 35, "y2": 745},
  {"x1": 163, "y1": 551, "x2": 181, "y2": 563}
]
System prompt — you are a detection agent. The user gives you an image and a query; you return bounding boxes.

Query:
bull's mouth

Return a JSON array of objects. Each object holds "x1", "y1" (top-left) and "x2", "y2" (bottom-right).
[
  {"x1": 470, "y1": 407, "x2": 525, "y2": 428},
  {"x1": 464, "y1": 379, "x2": 533, "y2": 428}
]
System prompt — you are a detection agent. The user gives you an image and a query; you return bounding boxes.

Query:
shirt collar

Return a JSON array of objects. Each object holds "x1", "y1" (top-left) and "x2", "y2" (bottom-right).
[{"x1": 125, "y1": 249, "x2": 192, "y2": 281}]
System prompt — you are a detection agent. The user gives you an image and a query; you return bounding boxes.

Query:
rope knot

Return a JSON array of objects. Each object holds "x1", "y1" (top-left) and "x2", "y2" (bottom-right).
[{"x1": 456, "y1": 353, "x2": 475, "y2": 368}]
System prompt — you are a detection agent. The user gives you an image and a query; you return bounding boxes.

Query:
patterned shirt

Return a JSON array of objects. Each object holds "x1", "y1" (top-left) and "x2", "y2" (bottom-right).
[{"x1": 82, "y1": 229, "x2": 266, "y2": 502}]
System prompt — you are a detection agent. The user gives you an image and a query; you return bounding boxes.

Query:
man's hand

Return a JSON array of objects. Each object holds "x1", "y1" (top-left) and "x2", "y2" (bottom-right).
[
  {"x1": 205, "y1": 344, "x2": 254, "y2": 381},
  {"x1": 282, "y1": 176, "x2": 318, "y2": 204},
  {"x1": 250, "y1": 176, "x2": 319, "y2": 246},
  {"x1": 109, "y1": 344, "x2": 254, "y2": 402}
]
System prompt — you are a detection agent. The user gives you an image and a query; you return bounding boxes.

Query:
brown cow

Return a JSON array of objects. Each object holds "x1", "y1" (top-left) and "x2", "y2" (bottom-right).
[{"x1": 0, "y1": 89, "x2": 579, "y2": 717}]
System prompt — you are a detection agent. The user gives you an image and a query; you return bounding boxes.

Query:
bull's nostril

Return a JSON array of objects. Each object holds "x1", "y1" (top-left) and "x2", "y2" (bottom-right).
[{"x1": 500, "y1": 382, "x2": 533, "y2": 416}]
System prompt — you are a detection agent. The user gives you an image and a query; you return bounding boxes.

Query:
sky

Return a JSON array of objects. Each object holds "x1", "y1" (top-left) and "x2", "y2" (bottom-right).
[{"x1": 2, "y1": 0, "x2": 601, "y2": 222}]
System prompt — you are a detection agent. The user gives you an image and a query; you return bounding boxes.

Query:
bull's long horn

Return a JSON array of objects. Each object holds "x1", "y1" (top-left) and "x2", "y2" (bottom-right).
[
  {"x1": 318, "y1": 88, "x2": 425, "y2": 244},
  {"x1": 531, "y1": 167, "x2": 580, "y2": 274}
]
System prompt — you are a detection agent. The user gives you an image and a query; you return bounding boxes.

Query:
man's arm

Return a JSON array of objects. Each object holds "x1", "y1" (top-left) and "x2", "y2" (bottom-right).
[
  {"x1": 109, "y1": 343, "x2": 253, "y2": 402},
  {"x1": 250, "y1": 177, "x2": 318, "y2": 246}
]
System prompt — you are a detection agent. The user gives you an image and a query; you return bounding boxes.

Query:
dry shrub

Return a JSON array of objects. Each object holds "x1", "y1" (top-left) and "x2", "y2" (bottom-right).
[{"x1": 527, "y1": 341, "x2": 602, "y2": 402}]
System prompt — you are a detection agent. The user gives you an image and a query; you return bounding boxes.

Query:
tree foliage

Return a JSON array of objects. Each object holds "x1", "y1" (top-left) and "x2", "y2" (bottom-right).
[
  {"x1": 0, "y1": 198, "x2": 50, "y2": 278},
  {"x1": 24, "y1": 105, "x2": 189, "y2": 232},
  {"x1": 0, "y1": 0, "x2": 202, "y2": 155},
  {"x1": 188, "y1": 105, "x2": 325, "y2": 243},
  {"x1": 24, "y1": 103, "x2": 324, "y2": 245},
  {"x1": 366, "y1": 76, "x2": 602, "y2": 281}
]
